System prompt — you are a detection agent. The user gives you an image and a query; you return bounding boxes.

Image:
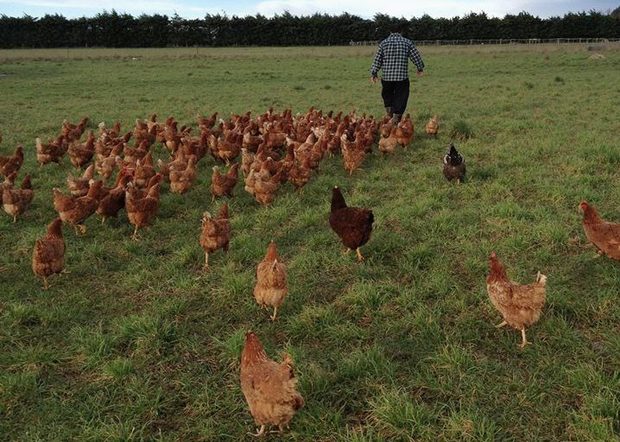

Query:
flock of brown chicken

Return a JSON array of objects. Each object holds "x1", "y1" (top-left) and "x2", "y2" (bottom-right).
[{"x1": 1, "y1": 107, "x2": 619, "y2": 435}]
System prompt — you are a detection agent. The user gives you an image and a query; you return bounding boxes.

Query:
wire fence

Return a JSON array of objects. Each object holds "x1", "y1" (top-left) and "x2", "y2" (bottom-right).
[{"x1": 350, "y1": 37, "x2": 620, "y2": 46}]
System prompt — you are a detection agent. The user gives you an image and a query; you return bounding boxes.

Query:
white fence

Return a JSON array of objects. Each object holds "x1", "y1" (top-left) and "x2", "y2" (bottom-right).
[{"x1": 350, "y1": 37, "x2": 620, "y2": 46}]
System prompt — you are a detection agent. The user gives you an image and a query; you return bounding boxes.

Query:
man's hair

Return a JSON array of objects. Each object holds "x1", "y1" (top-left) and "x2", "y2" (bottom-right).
[{"x1": 389, "y1": 21, "x2": 409, "y2": 35}]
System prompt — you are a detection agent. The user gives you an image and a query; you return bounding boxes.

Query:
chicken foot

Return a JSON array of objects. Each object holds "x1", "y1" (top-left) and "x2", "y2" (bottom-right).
[
  {"x1": 248, "y1": 425, "x2": 266, "y2": 437},
  {"x1": 495, "y1": 321, "x2": 508, "y2": 328},
  {"x1": 74, "y1": 224, "x2": 87, "y2": 235},
  {"x1": 131, "y1": 225, "x2": 140, "y2": 241},
  {"x1": 270, "y1": 306, "x2": 278, "y2": 322},
  {"x1": 356, "y1": 248, "x2": 364, "y2": 262}
]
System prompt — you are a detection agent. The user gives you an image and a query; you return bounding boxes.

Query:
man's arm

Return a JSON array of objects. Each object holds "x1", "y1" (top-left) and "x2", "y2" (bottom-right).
[
  {"x1": 408, "y1": 42, "x2": 424, "y2": 73},
  {"x1": 370, "y1": 44, "x2": 383, "y2": 80}
]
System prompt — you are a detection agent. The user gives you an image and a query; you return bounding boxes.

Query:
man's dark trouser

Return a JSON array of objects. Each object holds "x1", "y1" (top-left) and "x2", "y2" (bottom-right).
[{"x1": 381, "y1": 79, "x2": 410, "y2": 116}]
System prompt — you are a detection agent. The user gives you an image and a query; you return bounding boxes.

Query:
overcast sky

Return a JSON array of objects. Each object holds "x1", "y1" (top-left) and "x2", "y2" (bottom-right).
[{"x1": 0, "y1": 0, "x2": 617, "y2": 19}]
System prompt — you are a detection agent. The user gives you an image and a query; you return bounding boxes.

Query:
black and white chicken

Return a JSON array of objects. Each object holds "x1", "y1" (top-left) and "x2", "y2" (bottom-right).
[{"x1": 443, "y1": 143, "x2": 466, "y2": 183}]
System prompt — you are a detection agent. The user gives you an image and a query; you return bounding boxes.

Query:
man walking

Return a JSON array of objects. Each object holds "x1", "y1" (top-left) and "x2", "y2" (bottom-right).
[{"x1": 370, "y1": 24, "x2": 424, "y2": 122}]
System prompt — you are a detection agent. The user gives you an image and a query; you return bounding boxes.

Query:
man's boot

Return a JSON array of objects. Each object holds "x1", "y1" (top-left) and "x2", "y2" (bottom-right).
[
  {"x1": 385, "y1": 107, "x2": 393, "y2": 118},
  {"x1": 392, "y1": 113, "x2": 402, "y2": 123}
]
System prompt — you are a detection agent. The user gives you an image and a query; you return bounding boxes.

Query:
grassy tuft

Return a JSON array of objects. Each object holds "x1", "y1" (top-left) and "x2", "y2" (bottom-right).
[{"x1": 449, "y1": 120, "x2": 474, "y2": 141}]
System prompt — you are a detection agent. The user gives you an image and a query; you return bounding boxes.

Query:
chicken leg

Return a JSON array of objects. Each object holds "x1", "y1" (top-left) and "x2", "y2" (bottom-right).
[
  {"x1": 42, "y1": 276, "x2": 49, "y2": 290},
  {"x1": 204, "y1": 252, "x2": 209, "y2": 270},
  {"x1": 131, "y1": 225, "x2": 140, "y2": 240},
  {"x1": 356, "y1": 248, "x2": 364, "y2": 261},
  {"x1": 495, "y1": 321, "x2": 507, "y2": 328},
  {"x1": 519, "y1": 328, "x2": 530, "y2": 349},
  {"x1": 270, "y1": 306, "x2": 278, "y2": 322}
]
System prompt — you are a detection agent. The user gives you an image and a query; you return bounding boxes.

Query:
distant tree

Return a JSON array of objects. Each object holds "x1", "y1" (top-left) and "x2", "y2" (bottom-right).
[
  {"x1": 134, "y1": 14, "x2": 169, "y2": 47},
  {"x1": 611, "y1": 6, "x2": 620, "y2": 18},
  {"x1": 501, "y1": 12, "x2": 543, "y2": 39}
]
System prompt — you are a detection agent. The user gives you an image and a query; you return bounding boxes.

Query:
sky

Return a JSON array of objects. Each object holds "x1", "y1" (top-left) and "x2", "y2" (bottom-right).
[{"x1": 0, "y1": 0, "x2": 617, "y2": 19}]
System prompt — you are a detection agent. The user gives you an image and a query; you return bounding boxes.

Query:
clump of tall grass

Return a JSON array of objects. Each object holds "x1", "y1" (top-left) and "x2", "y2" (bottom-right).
[{"x1": 450, "y1": 120, "x2": 473, "y2": 141}]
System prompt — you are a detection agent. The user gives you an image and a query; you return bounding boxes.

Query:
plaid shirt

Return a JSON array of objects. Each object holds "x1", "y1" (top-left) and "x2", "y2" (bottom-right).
[{"x1": 370, "y1": 33, "x2": 424, "y2": 81}]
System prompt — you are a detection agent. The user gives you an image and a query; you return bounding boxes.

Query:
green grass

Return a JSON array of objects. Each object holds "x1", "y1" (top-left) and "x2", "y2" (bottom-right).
[{"x1": 0, "y1": 44, "x2": 619, "y2": 440}]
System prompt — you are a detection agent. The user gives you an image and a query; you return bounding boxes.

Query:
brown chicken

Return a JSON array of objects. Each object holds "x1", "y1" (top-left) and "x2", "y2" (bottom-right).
[
  {"x1": 169, "y1": 156, "x2": 197, "y2": 194},
  {"x1": 244, "y1": 167, "x2": 258, "y2": 197},
  {"x1": 240, "y1": 332, "x2": 304, "y2": 437},
  {"x1": 263, "y1": 125, "x2": 287, "y2": 150},
  {"x1": 123, "y1": 139, "x2": 150, "y2": 165},
  {"x1": 95, "y1": 143, "x2": 123, "y2": 179},
  {"x1": 2, "y1": 174, "x2": 34, "y2": 222},
  {"x1": 394, "y1": 114, "x2": 414, "y2": 147},
  {"x1": 241, "y1": 148, "x2": 256, "y2": 177},
  {"x1": 133, "y1": 151, "x2": 156, "y2": 189},
  {"x1": 133, "y1": 118, "x2": 157, "y2": 146},
  {"x1": 579, "y1": 201, "x2": 620, "y2": 260},
  {"x1": 197, "y1": 112, "x2": 218, "y2": 131},
  {"x1": 287, "y1": 155, "x2": 313, "y2": 190},
  {"x1": 242, "y1": 121, "x2": 263, "y2": 151},
  {"x1": 67, "y1": 164, "x2": 95, "y2": 197},
  {"x1": 97, "y1": 173, "x2": 132, "y2": 223},
  {"x1": 329, "y1": 186, "x2": 374, "y2": 261},
  {"x1": 178, "y1": 132, "x2": 209, "y2": 161},
  {"x1": 1, "y1": 171, "x2": 17, "y2": 192},
  {"x1": 146, "y1": 114, "x2": 160, "y2": 132},
  {"x1": 158, "y1": 150, "x2": 192, "y2": 183},
  {"x1": 132, "y1": 173, "x2": 163, "y2": 199},
  {"x1": 211, "y1": 163, "x2": 239, "y2": 200},
  {"x1": 425, "y1": 115, "x2": 439, "y2": 137},
  {"x1": 378, "y1": 125, "x2": 398, "y2": 154},
  {"x1": 32, "y1": 218, "x2": 65, "y2": 289},
  {"x1": 68, "y1": 130, "x2": 96, "y2": 168},
  {"x1": 125, "y1": 182, "x2": 161, "y2": 240},
  {"x1": 486, "y1": 252, "x2": 547, "y2": 348},
  {"x1": 0, "y1": 145, "x2": 24, "y2": 177},
  {"x1": 340, "y1": 131, "x2": 365, "y2": 175},
  {"x1": 254, "y1": 241, "x2": 288, "y2": 321},
  {"x1": 36, "y1": 136, "x2": 68, "y2": 165},
  {"x1": 199, "y1": 203, "x2": 230, "y2": 269},
  {"x1": 98, "y1": 153, "x2": 123, "y2": 180},
  {"x1": 210, "y1": 130, "x2": 242, "y2": 164},
  {"x1": 53, "y1": 180, "x2": 103, "y2": 234},
  {"x1": 253, "y1": 166, "x2": 283, "y2": 206},
  {"x1": 61, "y1": 117, "x2": 89, "y2": 142}
]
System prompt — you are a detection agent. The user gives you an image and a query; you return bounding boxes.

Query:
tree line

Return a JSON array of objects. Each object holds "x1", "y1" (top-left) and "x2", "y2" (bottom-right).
[{"x1": 0, "y1": 10, "x2": 618, "y2": 48}]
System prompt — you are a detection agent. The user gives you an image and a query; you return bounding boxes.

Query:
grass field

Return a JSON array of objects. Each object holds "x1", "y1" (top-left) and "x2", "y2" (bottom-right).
[{"x1": 0, "y1": 43, "x2": 619, "y2": 441}]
